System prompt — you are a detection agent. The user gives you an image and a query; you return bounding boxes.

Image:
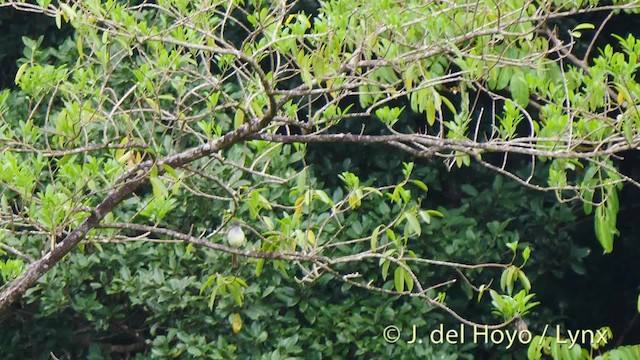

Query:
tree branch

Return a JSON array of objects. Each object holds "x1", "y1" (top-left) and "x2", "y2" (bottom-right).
[{"x1": 250, "y1": 133, "x2": 639, "y2": 161}]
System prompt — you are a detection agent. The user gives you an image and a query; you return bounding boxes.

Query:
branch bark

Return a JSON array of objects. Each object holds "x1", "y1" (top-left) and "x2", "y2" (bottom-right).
[{"x1": 249, "y1": 133, "x2": 640, "y2": 160}]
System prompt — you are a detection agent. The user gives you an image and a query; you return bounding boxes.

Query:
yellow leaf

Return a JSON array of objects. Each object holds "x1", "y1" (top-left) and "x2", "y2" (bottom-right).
[
  {"x1": 617, "y1": 91, "x2": 625, "y2": 106},
  {"x1": 229, "y1": 313, "x2": 242, "y2": 334},
  {"x1": 128, "y1": 150, "x2": 142, "y2": 167},
  {"x1": 145, "y1": 98, "x2": 159, "y2": 112},
  {"x1": 114, "y1": 137, "x2": 129, "y2": 161},
  {"x1": 306, "y1": 229, "x2": 315, "y2": 246},
  {"x1": 116, "y1": 150, "x2": 132, "y2": 164},
  {"x1": 348, "y1": 194, "x2": 361, "y2": 208},
  {"x1": 15, "y1": 63, "x2": 29, "y2": 85},
  {"x1": 77, "y1": 37, "x2": 84, "y2": 58},
  {"x1": 285, "y1": 14, "x2": 295, "y2": 25},
  {"x1": 325, "y1": 78, "x2": 333, "y2": 89}
]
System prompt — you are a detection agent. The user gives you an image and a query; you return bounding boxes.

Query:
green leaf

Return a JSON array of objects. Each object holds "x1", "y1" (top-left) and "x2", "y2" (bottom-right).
[
  {"x1": 500, "y1": 266, "x2": 518, "y2": 295},
  {"x1": 527, "y1": 336, "x2": 544, "y2": 360},
  {"x1": 607, "y1": 186, "x2": 619, "y2": 213},
  {"x1": 162, "y1": 164, "x2": 177, "y2": 178},
  {"x1": 522, "y1": 246, "x2": 531, "y2": 263},
  {"x1": 569, "y1": 341, "x2": 582, "y2": 359},
  {"x1": 583, "y1": 188, "x2": 594, "y2": 215},
  {"x1": 518, "y1": 270, "x2": 531, "y2": 292},
  {"x1": 394, "y1": 266, "x2": 404, "y2": 292},
  {"x1": 426, "y1": 98, "x2": 436, "y2": 126},
  {"x1": 489, "y1": 290, "x2": 505, "y2": 311},
  {"x1": 313, "y1": 190, "x2": 334, "y2": 206},
  {"x1": 510, "y1": 72, "x2": 530, "y2": 107},
  {"x1": 560, "y1": 343, "x2": 573, "y2": 359},
  {"x1": 425, "y1": 210, "x2": 444, "y2": 218},
  {"x1": 573, "y1": 23, "x2": 595, "y2": 31},
  {"x1": 150, "y1": 176, "x2": 168, "y2": 198},
  {"x1": 404, "y1": 212, "x2": 421, "y2": 236},
  {"x1": 409, "y1": 179, "x2": 428, "y2": 192},
  {"x1": 255, "y1": 259, "x2": 265, "y2": 277},
  {"x1": 359, "y1": 85, "x2": 372, "y2": 108},
  {"x1": 234, "y1": 110, "x2": 245, "y2": 129},
  {"x1": 250, "y1": 100, "x2": 264, "y2": 118},
  {"x1": 460, "y1": 184, "x2": 478, "y2": 197},
  {"x1": 381, "y1": 259, "x2": 391, "y2": 280},
  {"x1": 440, "y1": 96, "x2": 457, "y2": 115},
  {"x1": 496, "y1": 67, "x2": 511, "y2": 90},
  {"x1": 59, "y1": 3, "x2": 76, "y2": 21},
  {"x1": 404, "y1": 269, "x2": 414, "y2": 292},
  {"x1": 595, "y1": 206, "x2": 614, "y2": 253},
  {"x1": 296, "y1": 168, "x2": 307, "y2": 194},
  {"x1": 370, "y1": 225, "x2": 381, "y2": 252},
  {"x1": 228, "y1": 283, "x2": 243, "y2": 306},
  {"x1": 55, "y1": 9, "x2": 62, "y2": 29},
  {"x1": 419, "y1": 210, "x2": 431, "y2": 224},
  {"x1": 500, "y1": 268, "x2": 509, "y2": 293},
  {"x1": 506, "y1": 266, "x2": 517, "y2": 295},
  {"x1": 477, "y1": 284, "x2": 486, "y2": 302}
]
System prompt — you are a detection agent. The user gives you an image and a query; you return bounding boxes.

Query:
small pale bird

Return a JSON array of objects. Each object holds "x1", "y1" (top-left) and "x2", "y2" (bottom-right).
[{"x1": 227, "y1": 224, "x2": 246, "y2": 267}]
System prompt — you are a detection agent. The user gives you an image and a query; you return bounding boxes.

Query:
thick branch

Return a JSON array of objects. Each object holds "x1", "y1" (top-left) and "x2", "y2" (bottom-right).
[{"x1": 250, "y1": 133, "x2": 639, "y2": 160}]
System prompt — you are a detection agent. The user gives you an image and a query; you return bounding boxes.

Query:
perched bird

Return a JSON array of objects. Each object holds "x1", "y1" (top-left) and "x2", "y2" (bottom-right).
[{"x1": 227, "y1": 224, "x2": 246, "y2": 267}]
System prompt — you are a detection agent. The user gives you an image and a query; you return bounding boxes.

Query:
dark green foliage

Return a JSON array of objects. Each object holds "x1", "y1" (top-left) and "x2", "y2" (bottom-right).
[
  {"x1": 0, "y1": 154, "x2": 595, "y2": 358},
  {"x1": 0, "y1": 9, "x2": 72, "y2": 89}
]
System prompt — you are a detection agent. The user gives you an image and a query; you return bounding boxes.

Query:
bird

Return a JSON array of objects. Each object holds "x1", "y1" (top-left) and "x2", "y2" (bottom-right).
[{"x1": 227, "y1": 224, "x2": 246, "y2": 267}]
